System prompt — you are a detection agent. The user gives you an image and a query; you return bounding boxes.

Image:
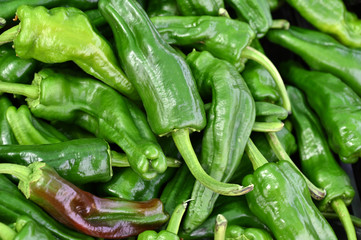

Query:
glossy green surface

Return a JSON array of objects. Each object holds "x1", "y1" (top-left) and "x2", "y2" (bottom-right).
[
  {"x1": 146, "y1": 0, "x2": 179, "y2": 17},
  {"x1": 12, "y1": 5, "x2": 138, "y2": 100},
  {"x1": 281, "y1": 61, "x2": 361, "y2": 163},
  {"x1": 267, "y1": 26, "x2": 361, "y2": 97},
  {"x1": 176, "y1": 0, "x2": 224, "y2": 16},
  {"x1": 225, "y1": 225, "x2": 273, "y2": 240},
  {"x1": 0, "y1": 95, "x2": 17, "y2": 145},
  {"x1": 243, "y1": 161, "x2": 337, "y2": 240},
  {"x1": 13, "y1": 215, "x2": 56, "y2": 240},
  {"x1": 183, "y1": 50, "x2": 255, "y2": 232},
  {"x1": 151, "y1": 15, "x2": 255, "y2": 71}
]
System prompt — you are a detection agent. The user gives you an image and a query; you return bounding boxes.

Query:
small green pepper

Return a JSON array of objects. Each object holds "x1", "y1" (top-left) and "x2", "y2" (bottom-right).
[
  {"x1": 225, "y1": 225, "x2": 273, "y2": 240},
  {"x1": 146, "y1": 0, "x2": 179, "y2": 17},
  {"x1": 175, "y1": 0, "x2": 224, "y2": 16},
  {"x1": 0, "y1": 95, "x2": 17, "y2": 145}
]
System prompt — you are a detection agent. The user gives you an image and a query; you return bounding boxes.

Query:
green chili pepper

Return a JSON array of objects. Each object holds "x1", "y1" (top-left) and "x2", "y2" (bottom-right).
[
  {"x1": 281, "y1": 61, "x2": 361, "y2": 163},
  {"x1": 146, "y1": 0, "x2": 179, "y2": 17},
  {"x1": 288, "y1": 85, "x2": 356, "y2": 240},
  {"x1": 0, "y1": 95, "x2": 17, "y2": 145},
  {"x1": 151, "y1": 15, "x2": 291, "y2": 112},
  {"x1": 0, "y1": 174, "x2": 94, "y2": 240},
  {"x1": 182, "y1": 50, "x2": 255, "y2": 232},
  {"x1": 225, "y1": 225, "x2": 273, "y2": 240},
  {"x1": 99, "y1": 0, "x2": 251, "y2": 196},
  {"x1": 138, "y1": 201, "x2": 188, "y2": 240},
  {"x1": 0, "y1": 5, "x2": 138, "y2": 100},
  {"x1": 175, "y1": 0, "x2": 224, "y2": 16},
  {"x1": 224, "y1": 0, "x2": 272, "y2": 37},
  {"x1": 267, "y1": 26, "x2": 361, "y2": 97},
  {"x1": 243, "y1": 139, "x2": 337, "y2": 240},
  {"x1": 285, "y1": 0, "x2": 361, "y2": 48},
  {"x1": 0, "y1": 44, "x2": 39, "y2": 84},
  {"x1": 0, "y1": 68, "x2": 168, "y2": 179},
  {"x1": 0, "y1": 162, "x2": 169, "y2": 239}
]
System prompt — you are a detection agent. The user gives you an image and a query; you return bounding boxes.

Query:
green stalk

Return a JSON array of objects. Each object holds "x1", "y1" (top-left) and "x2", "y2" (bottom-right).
[
  {"x1": 245, "y1": 138, "x2": 269, "y2": 170},
  {"x1": 0, "y1": 222, "x2": 16, "y2": 240},
  {"x1": 322, "y1": 212, "x2": 361, "y2": 228},
  {"x1": 241, "y1": 46, "x2": 291, "y2": 113},
  {"x1": 252, "y1": 121, "x2": 284, "y2": 132},
  {"x1": 0, "y1": 25, "x2": 19, "y2": 45},
  {"x1": 172, "y1": 128, "x2": 254, "y2": 196},
  {"x1": 331, "y1": 198, "x2": 357, "y2": 240},
  {"x1": 0, "y1": 82, "x2": 39, "y2": 99},
  {"x1": 271, "y1": 19, "x2": 290, "y2": 30},
  {"x1": 0, "y1": 163, "x2": 31, "y2": 183},
  {"x1": 0, "y1": 18, "x2": 6, "y2": 29},
  {"x1": 266, "y1": 132, "x2": 326, "y2": 200},
  {"x1": 214, "y1": 214, "x2": 227, "y2": 240},
  {"x1": 111, "y1": 151, "x2": 182, "y2": 167},
  {"x1": 166, "y1": 201, "x2": 188, "y2": 234}
]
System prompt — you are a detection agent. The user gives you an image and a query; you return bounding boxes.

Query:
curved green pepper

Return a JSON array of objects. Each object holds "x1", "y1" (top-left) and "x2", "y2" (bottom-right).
[
  {"x1": 176, "y1": 0, "x2": 224, "y2": 16},
  {"x1": 146, "y1": 0, "x2": 179, "y2": 17},
  {"x1": 0, "y1": 95, "x2": 17, "y2": 145},
  {"x1": 285, "y1": 0, "x2": 361, "y2": 48},
  {"x1": 267, "y1": 26, "x2": 361, "y2": 97},
  {"x1": 288, "y1": 85, "x2": 356, "y2": 240},
  {"x1": 0, "y1": 5, "x2": 138, "y2": 100},
  {"x1": 243, "y1": 139, "x2": 337, "y2": 240},
  {"x1": 281, "y1": 61, "x2": 361, "y2": 163},
  {"x1": 225, "y1": 225, "x2": 273, "y2": 240},
  {"x1": 0, "y1": 68, "x2": 168, "y2": 179},
  {"x1": 150, "y1": 15, "x2": 291, "y2": 112},
  {"x1": 182, "y1": 50, "x2": 255, "y2": 232}
]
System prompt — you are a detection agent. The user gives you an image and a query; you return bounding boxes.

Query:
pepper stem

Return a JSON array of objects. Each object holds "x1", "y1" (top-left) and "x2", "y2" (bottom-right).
[
  {"x1": 172, "y1": 128, "x2": 253, "y2": 196},
  {"x1": 252, "y1": 121, "x2": 284, "y2": 132},
  {"x1": 271, "y1": 19, "x2": 290, "y2": 30},
  {"x1": 0, "y1": 222, "x2": 16, "y2": 240},
  {"x1": 265, "y1": 132, "x2": 326, "y2": 200},
  {"x1": 214, "y1": 214, "x2": 227, "y2": 240},
  {"x1": 0, "y1": 163, "x2": 31, "y2": 183},
  {"x1": 111, "y1": 150, "x2": 182, "y2": 167},
  {"x1": 331, "y1": 198, "x2": 357, "y2": 240},
  {"x1": 0, "y1": 18, "x2": 6, "y2": 29},
  {"x1": 0, "y1": 82, "x2": 38, "y2": 99},
  {"x1": 166, "y1": 201, "x2": 188, "y2": 234},
  {"x1": 0, "y1": 25, "x2": 19, "y2": 45},
  {"x1": 322, "y1": 212, "x2": 361, "y2": 228},
  {"x1": 241, "y1": 46, "x2": 291, "y2": 113},
  {"x1": 245, "y1": 138, "x2": 268, "y2": 170}
]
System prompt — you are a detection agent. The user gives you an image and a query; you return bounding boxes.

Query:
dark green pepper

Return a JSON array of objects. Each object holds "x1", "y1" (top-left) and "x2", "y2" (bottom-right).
[
  {"x1": 150, "y1": 15, "x2": 291, "y2": 111},
  {"x1": 0, "y1": 5, "x2": 138, "y2": 100},
  {"x1": 285, "y1": 0, "x2": 361, "y2": 48},
  {"x1": 281, "y1": 61, "x2": 361, "y2": 163},
  {"x1": 0, "y1": 162, "x2": 169, "y2": 239},
  {"x1": 0, "y1": 68, "x2": 168, "y2": 179},
  {"x1": 176, "y1": 0, "x2": 224, "y2": 16},
  {"x1": 99, "y1": 0, "x2": 249, "y2": 196},
  {"x1": 0, "y1": 95, "x2": 17, "y2": 145},
  {"x1": 267, "y1": 26, "x2": 361, "y2": 97},
  {"x1": 288, "y1": 85, "x2": 356, "y2": 240},
  {"x1": 225, "y1": 225, "x2": 273, "y2": 240},
  {"x1": 146, "y1": 0, "x2": 179, "y2": 17},
  {"x1": 243, "y1": 139, "x2": 337, "y2": 240},
  {"x1": 182, "y1": 50, "x2": 255, "y2": 232}
]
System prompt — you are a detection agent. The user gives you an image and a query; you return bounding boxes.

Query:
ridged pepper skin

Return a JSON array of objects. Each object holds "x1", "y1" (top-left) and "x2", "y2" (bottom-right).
[
  {"x1": 182, "y1": 50, "x2": 255, "y2": 232},
  {"x1": 0, "y1": 175, "x2": 94, "y2": 240},
  {"x1": 0, "y1": 162, "x2": 169, "y2": 239},
  {"x1": 267, "y1": 26, "x2": 361, "y2": 97},
  {"x1": 0, "y1": 95, "x2": 17, "y2": 145},
  {"x1": 12, "y1": 215, "x2": 56, "y2": 240},
  {"x1": 224, "y1": 0, "x2": 272, "y2": 37},
  {"x1": 225, "y1": 225, "x2": 273, "y2": 240},
  {"x1": 281, "y1": 61, "x2": 361, "y2": 163},
  {"x1": 151, "y1": 15, "x2": 255, "y2": 71},
  {"x1": 285, "y1": 0, "x2": 361, "y2": 48},
  {"x1": 243, "y1": 161, "x2": 337, "y2": 240},
  {"x1": 99, "y1": 0, "x2": 206, "y2": 136},
  {"x1": 0, "y1": 138, "x2": 112, "y2": 185},
  {"x1": 0, "y1": 44, "x2": 39, "y2": 84},
  {"x1": 176, "y1": 0, "x2": 224, "y2": 16},
  {"x1": 146, "y1": 0, "x2": 179, "y2": 17},
  {"x1": 10, "y1": 5, "x2": 138, "y2": 100}
]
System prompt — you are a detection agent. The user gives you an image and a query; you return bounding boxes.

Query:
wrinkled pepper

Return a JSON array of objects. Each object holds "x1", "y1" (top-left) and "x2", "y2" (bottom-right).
[
  {"x1": 99, "y1": 0, "x2": 250, "y2": 196},
  {"x1": 281, "y1": 61, "x2": 361, "y2": 163},
  {"x1": 243, "y1": 139, "x2": 337, "y2": 240},
  {"x1": 182, "y1": 50, "x2": 255, "y2": 232},
  {"x1": 0, "y1": 68, "x2": 168, "y2": 179},
  {"x1": 225, "y1": 225, "x2": 273, "y2": 240},
  {"x1": 267, "y1": 26, "x2": 361, "y2": 97},
  {"x1": 285, "y1": 0, "x2": 361, "y2": 48},
  {"x1": 146, "y1": 0, "x2": 179, "y2": 17},
  {"x1": 175, "y1": 0, "x2": 224, "y2": 16},
  {"x1": 0, "y1": 162, "x2": 169, "y2": 239},
  {"x1": 288, "y1": 85, "x2": 356, "y2": 240},
  {"x1": 0, "y1": 174, "x2": 94, "y2": 240},
  {"x1": 0, "y1": 5, "x2": 138, "y2": 100},
  {"x1": 0, "y1": 95, "x2": 17, "y2": 145},
  {"x1": 138, "y1": 201, "x2": 188, "y2": 240},
  {"x1": 150, "y1": 15, "x2": 291, "y2": 112}
]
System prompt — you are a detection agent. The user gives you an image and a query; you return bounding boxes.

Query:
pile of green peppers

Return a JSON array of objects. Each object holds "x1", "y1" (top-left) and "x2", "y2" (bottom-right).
[{"x1": 0, "y1": 0, "x2": 360, "y2": 239}]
